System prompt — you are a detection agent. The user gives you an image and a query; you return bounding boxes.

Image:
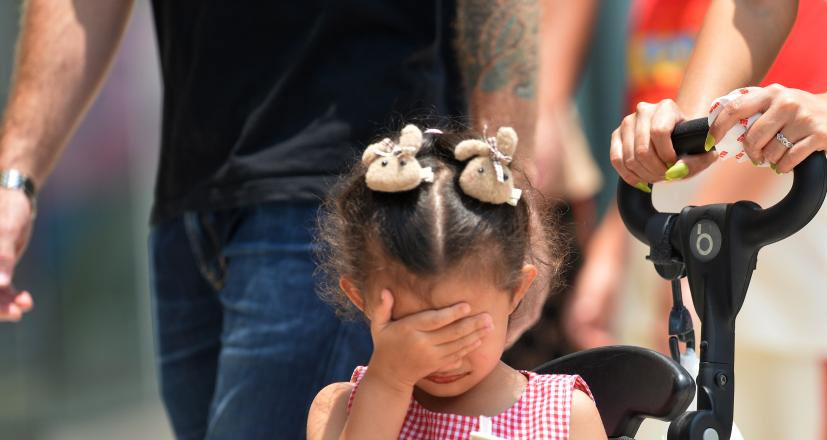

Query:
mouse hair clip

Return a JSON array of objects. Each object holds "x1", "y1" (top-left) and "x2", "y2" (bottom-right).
[
  {"x1": 453, "y1": 126, "x2": 522, "y2": 206},
  {"x1": 362, "y1": 124, "x2": 434, "y2": 192}
]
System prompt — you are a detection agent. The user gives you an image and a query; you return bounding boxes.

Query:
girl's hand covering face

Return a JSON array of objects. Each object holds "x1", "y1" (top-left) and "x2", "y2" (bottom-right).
[
  {"x1": 366, "y1": 289, "x2": 494, "y2": 392},
  {"x1": 708, "y1": 84, "x2": 827, "y2": 173}
]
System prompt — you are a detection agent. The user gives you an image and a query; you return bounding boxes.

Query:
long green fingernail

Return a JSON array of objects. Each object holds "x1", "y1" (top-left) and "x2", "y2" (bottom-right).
[
  {"x1": 752, "y1": 160, "x2": 761, "y2": 166},
  {"x1": 704, "y1": 133, "x2": 716, "y2": 152},
  {"x1": 665, "y1": 162, "x2": 690, "y2": 181},
  {"x1": 634, "y1": 182, "x2": 652, "y2": 193},
  {"x1": 770, "y1": 163, "x2": 781, "y2": 174}
]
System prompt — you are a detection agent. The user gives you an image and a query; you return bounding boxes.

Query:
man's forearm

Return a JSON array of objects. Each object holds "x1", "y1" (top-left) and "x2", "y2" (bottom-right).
[
  {"x1": 456, "y1": 0, "x2": 539, "y2": 154},
  {"x1": 0, "y1": 0, "x2": 134, "y2": 187},
  {"x1": 677, "y1": 0, "x2": 797, "y2": 116}
]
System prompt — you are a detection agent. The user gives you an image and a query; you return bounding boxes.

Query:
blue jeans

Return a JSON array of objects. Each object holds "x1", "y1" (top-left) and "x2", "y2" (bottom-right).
[{"x1": 149, "y1": 201, "x2": 372, "y2": 440}]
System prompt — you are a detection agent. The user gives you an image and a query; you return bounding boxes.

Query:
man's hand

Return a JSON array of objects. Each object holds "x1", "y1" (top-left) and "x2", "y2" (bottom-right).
[
  {"x1": 365, "y1": 290, "x2": 493, "y2": 393},
  {"x1": 0, "y1": 189, "x2": 34, "y2": 321}
]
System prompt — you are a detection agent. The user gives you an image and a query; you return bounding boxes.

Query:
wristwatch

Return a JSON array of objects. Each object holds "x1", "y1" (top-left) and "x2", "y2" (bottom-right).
[{"x1": 0, "y1": 168, "x2": 37, "y2": 215}]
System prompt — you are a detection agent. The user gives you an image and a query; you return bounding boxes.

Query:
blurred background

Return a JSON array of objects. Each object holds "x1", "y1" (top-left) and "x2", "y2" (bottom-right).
[{"x1": 1, "y1": 1, "x2": 823, "y2": 439}]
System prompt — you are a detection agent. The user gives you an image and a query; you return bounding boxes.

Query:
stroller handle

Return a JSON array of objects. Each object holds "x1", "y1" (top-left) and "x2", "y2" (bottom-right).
[{"x1": 617, "y1": 117, "x2": 827, "y2": 247}]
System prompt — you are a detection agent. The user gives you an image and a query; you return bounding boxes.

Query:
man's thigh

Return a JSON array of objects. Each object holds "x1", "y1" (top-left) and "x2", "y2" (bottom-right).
[
  {"x1": 150, "y1": 214, "x2": 225, "y2": 440},
  {"x1": 205, "y1": 202, "x2": 372, "y2": 440}
]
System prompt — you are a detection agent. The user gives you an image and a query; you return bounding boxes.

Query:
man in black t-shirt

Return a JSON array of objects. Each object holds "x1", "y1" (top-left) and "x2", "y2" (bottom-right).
[{"x1": 0, "y1": 1, "x2": 551, "y2": 439}]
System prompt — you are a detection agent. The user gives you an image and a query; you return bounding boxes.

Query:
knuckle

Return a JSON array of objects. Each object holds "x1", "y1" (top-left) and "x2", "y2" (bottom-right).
[
  {"x1": 742, "y1": 142, "x2": 759, "y2": 156},
  {"x1": 634, "y1": 142, "x2": 650, "y2": 158},
  {"x1": 651, "y1": 123, "x2": 670, "y2": 139},
  {"x1": 798, "y1": 113, "x2": 816, "y2": 127},
  {"x1": 635, "y1": 101, "x2": 653, "y2": 113},
  {"x1": 721, "y1": 102, "x2": 741, "y2": 119},
  {"x1": 776, "y1": 96, "x2": 797, "y2": 112}
]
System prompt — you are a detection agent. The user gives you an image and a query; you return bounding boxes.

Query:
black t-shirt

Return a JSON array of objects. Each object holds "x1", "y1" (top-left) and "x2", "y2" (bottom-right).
[{"x1": 149, "y1": 1, "x2": 466, "y2": 224}]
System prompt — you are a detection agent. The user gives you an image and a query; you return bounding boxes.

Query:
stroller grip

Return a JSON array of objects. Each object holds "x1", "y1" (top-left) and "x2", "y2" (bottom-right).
[{"x1": 617, "y1": 117, "x2": 827, "y2": 246}]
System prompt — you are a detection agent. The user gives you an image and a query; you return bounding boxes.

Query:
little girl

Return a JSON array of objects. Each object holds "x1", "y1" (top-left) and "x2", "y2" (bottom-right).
[{"x1": 307, "y1": 125, "x2": 606, "y2": 440}]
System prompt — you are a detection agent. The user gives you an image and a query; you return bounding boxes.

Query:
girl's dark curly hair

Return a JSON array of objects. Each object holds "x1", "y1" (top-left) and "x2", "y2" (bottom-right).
[{"x1": 315, "y1": 127, "x2": 567, "y2": 336}]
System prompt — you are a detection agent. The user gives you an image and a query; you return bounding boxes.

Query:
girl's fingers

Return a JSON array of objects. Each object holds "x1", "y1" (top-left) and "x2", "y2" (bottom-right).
[
  {"x1": 408, "y1": 301, "x2": 471, "y2": 331},
  {"x1": 776, "y1": 135, "x2": 822, "y2": 173},
  {"x1": 649, "y1": 99, "x2": 682, "y2": 167},
  {"x1": 708, "y1": 87, "x2": 768, "y2": 146},
  {"x1": 440, "y1": 338, "x2": 484, "y2": 365},
  {"x1": 437, "y1": 325, "x2": 491, "y2": 357},
  {"x1": 369, "y1": 289, "x2": 394, "y2": 331},
  {"x1": 440, "y1": 359, "x2": 463, "y2": 372},
  {"x1": 429, "y1": 312, "x2": 492, "y2": 345}
]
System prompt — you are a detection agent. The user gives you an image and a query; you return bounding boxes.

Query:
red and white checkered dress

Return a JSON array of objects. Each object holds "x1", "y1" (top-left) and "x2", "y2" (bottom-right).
[{"x1": 347, "y1": 366, "x2": 593, "y2": 440}]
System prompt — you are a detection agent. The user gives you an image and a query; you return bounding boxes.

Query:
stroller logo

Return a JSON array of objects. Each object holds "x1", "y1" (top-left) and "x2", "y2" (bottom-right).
[{"x1": 690, "y1": 219, "x2": 722, "y2": 262}]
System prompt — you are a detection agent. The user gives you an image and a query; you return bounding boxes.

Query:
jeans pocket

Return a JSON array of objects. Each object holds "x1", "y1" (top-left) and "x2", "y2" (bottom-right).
[{"x1": 184, "y1": 212, "x2": 226, "y2": 291}]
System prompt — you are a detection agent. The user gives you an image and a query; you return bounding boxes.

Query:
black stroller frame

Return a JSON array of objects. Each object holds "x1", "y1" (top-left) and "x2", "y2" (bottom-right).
[{"x1": 536, "y1": 118, "x2": 827, "y2": 440}]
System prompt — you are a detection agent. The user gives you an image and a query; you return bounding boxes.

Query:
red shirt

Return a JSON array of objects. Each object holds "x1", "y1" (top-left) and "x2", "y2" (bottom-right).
[{"x1": 627, "y1": 0, "x2": 827, "y2": 112}]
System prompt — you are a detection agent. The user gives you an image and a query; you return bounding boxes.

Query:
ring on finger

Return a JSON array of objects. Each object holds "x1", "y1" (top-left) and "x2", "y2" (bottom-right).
[{"x1": 776, "y1": 132, "x2": 795, "y2": 149}]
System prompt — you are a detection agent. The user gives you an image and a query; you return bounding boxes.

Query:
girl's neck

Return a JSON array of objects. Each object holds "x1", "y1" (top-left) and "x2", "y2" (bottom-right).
[{"x1": 412, "y1": 361, "x2": 528, "y2": 417}]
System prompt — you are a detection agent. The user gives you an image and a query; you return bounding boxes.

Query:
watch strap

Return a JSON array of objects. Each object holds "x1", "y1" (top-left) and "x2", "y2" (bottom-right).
[{"x1": 0, "y1": 168, "x2": 37, "y2": 200}]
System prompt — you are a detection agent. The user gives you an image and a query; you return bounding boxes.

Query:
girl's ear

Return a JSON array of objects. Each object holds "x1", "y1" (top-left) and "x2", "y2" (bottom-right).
[
  {"x1": 339, "y1": 277, "x2": 365, "y2": 312},
  {"x1": 510, "y1": 264, "x2": 538, "y2": 313}
]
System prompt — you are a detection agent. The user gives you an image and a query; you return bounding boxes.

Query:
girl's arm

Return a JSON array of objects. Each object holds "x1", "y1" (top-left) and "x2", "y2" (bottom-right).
[
  {"x1": 339, "y1": 371, "x2": 414, "y2": 440},
  {"x1": 306, "y1": 378, "x2": 412, "y2": 440},
  {"x1": 569, "y1": 389, "x2": 608, "y2": 440},
  {"x1": 307, "y1": 289, "x2": 494, "y2": 439},
  {"x1": 307, "y1": 383, "x2": 354, "y2": 440}
]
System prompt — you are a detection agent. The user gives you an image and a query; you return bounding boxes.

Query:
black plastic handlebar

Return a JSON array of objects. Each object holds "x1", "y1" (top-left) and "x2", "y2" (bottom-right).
[
  {"x1": 617, "y1": 117, "x2": 827, "y2": 246},
  {"x1": 616, "y1": 116, "x2": 827, "y2": 440}
]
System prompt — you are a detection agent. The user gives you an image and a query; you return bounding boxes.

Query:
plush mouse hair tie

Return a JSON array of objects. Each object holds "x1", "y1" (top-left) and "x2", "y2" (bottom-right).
[
  {"x1": 454, "y1": 126, "x2": 522, "y2": 206},
  {"x1": 362, "y1": 124, "x2": 434, "y2": 192}
]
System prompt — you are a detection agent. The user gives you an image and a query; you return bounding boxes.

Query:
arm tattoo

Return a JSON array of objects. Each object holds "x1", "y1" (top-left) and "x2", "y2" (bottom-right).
[{"x1": 456, "y1": 0, "x2": 539, "y2": 100}]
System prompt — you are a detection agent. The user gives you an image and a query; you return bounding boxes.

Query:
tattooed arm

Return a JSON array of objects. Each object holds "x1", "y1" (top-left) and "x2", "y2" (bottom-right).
[
  {"x1": 457, "y1": 1, "x2": 598, "y2": 345},
  {"x1": 456, "y1": 0, "x2": 597, "y2": 194},
  {"x1": 456, "y1": 0, "x2": 540, "y2": 156}
]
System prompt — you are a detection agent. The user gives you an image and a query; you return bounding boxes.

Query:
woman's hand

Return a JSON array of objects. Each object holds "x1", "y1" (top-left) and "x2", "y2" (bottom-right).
[
  {"x1": 365, "y1": 290, "x2": 493, "y2": 393},
  {"x1": 708, "y1": 84, "x2": 827, "y2": 173},
  {"x1": 610, "y1": 99, "x2": 717, "y2": 189}
]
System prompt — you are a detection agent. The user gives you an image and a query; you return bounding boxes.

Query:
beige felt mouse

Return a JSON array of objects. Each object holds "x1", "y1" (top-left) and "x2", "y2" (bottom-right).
[
  {"x1": 362, "y1": 124, "x2": 434, "y2": 192},
  {"x1": 454, "y1": 126, "x2": 522, "y2": 205}
]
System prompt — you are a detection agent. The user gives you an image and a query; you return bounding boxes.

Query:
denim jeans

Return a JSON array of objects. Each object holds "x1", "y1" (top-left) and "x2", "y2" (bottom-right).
[{"x1": 149, "y1": 201, "x2": 372, "y2": 440}]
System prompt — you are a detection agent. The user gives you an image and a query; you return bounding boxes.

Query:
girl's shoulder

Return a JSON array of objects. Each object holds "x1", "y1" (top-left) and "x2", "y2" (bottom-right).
[
  {"x1": 525, "y1": 372, "x2": 605, "y2": 439},
  {"x1": 307, "y1": 382, "x2": 355, "y2": 440},
  {"x1": 524, "y1": 371, "x2": 594, "y2": 400}
]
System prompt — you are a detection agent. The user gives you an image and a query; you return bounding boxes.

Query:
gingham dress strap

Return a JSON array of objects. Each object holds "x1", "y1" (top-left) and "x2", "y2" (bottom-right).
[{"x1": 346, "y1": 365, "x2": 368, "y2": 412}]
